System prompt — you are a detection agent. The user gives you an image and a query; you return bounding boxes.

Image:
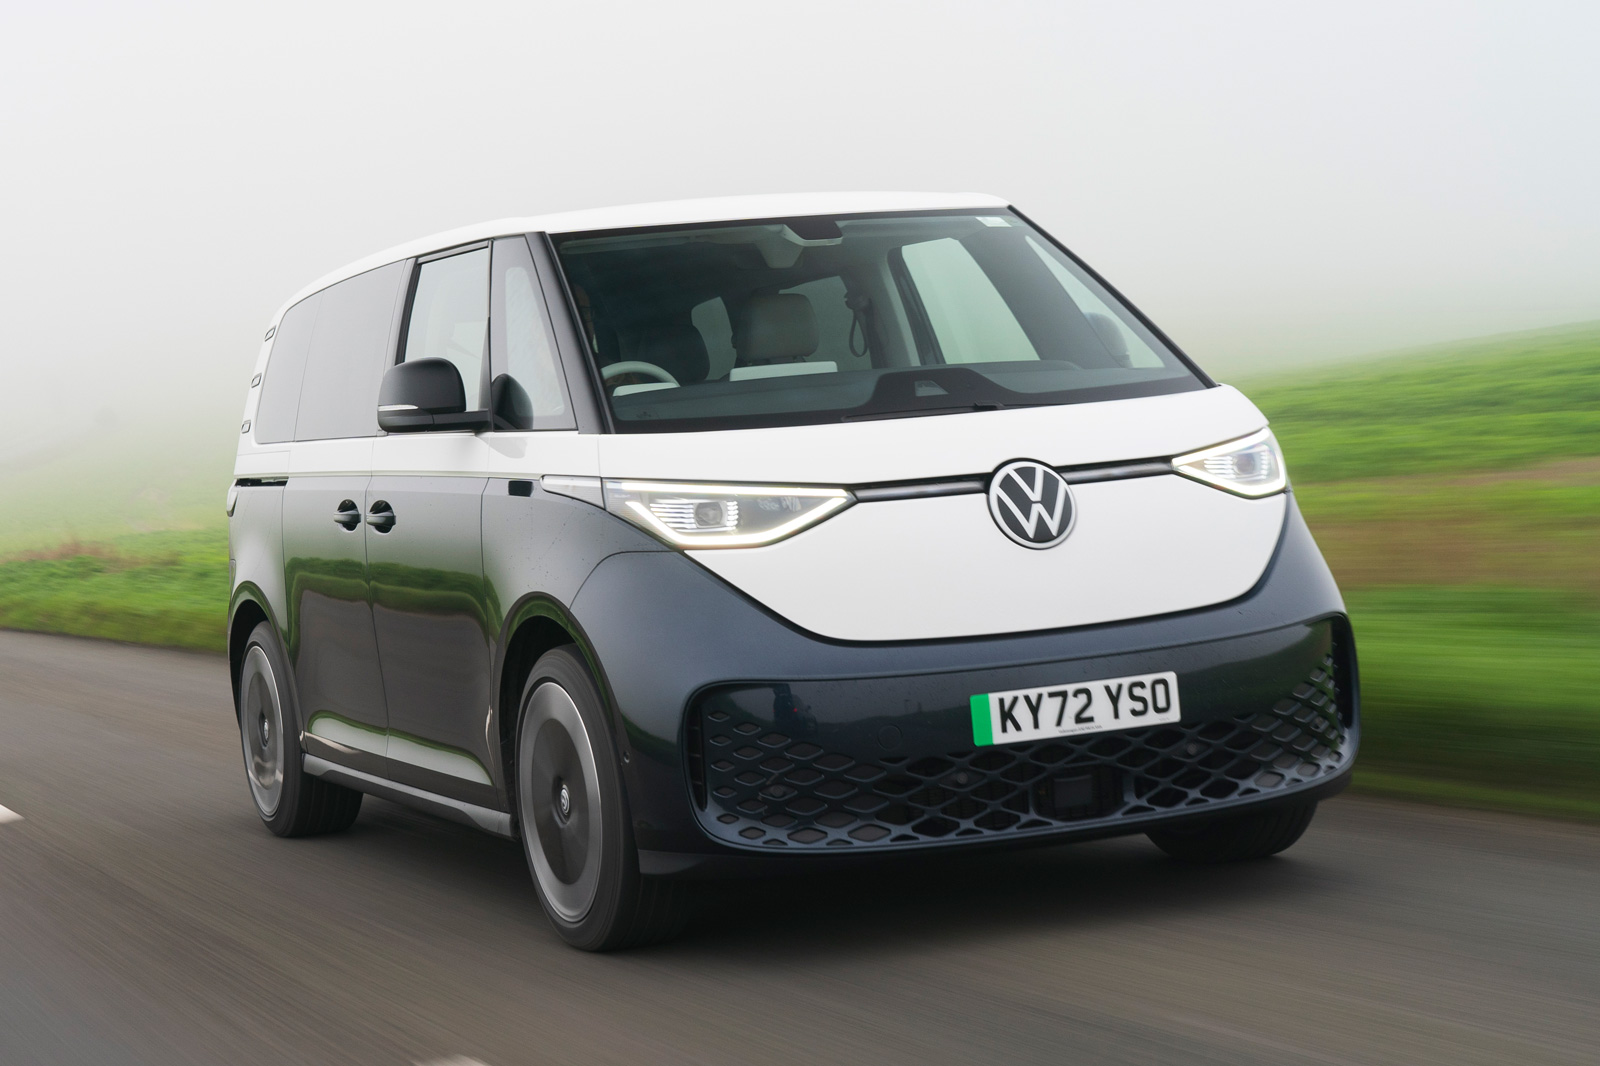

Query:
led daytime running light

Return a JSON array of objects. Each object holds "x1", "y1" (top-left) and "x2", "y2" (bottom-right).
[
  {"x1": 1170, "y1": 428, "x2": 1288, "y2": 498},
  {"x1": 604, "y1": 480, "x2": 852, "y2": 548}
]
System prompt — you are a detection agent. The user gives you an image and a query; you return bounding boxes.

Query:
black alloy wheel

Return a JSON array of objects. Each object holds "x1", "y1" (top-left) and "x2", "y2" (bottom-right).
[
  {"x1": 237, "y1": 621, "x2": 362, "y2": 837},
  {"x1": 515, "y1": 646, "x2": 686, "y2": 951}
]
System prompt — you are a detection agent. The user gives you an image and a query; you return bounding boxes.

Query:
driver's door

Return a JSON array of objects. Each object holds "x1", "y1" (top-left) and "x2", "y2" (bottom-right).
[{"x1": 366, "y1": 246, "x2": 499, "y2": 806}]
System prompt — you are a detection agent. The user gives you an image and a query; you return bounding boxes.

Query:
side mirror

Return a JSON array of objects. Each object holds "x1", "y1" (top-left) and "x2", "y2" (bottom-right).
[
  {"x1": 490, "y1": 373, "x2": 534, "y2": 431},
  {"x1": 377, "y1": 359, "x2": 490, "y2": 432}
]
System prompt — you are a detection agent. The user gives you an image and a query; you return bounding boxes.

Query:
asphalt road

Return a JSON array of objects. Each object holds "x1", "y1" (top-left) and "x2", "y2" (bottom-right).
[{"x1": 2, "y1": 629, "x2": 1597, "y2": 1066}]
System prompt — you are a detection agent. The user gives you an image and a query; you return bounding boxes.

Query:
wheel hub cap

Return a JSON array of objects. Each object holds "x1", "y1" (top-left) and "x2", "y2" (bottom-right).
[
  {"x1": 517, "y1": 681, "x2": 604, "y2": 924},
  {"x1": 238, "y1": 645, "x2": 285, "y2": 818}
]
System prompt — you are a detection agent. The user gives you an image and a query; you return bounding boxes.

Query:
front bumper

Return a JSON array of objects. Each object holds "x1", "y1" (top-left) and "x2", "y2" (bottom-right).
[
  {"x1": 569, "y1": 492, "x2": 1357, "y2": 872},
  {"x1": 690, "y1": 619, "x2": 1353, "y2": 854}
]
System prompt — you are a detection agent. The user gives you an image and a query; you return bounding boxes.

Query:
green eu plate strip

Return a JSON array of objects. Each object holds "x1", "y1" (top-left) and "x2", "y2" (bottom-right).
[{"x1": 970, "y1": 693, "x2": 993, "y2": 747}]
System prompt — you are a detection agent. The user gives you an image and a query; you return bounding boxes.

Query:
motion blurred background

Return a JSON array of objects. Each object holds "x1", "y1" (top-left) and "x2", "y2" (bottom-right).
[{"x1": 2, "y1": 0, "x2": 1597, "y2": 818}]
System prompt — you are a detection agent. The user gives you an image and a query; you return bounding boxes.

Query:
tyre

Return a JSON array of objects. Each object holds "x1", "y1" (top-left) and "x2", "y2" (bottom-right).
[
  {"x1": 237, "y1": 621, "x2": 363, "y2": 837},
  {"x1": 1147, "y1": 800, "x2": 1316, "y2": 863},
  {"x1": 515, "y1": 646, "x2": 686, "y2": 951}
]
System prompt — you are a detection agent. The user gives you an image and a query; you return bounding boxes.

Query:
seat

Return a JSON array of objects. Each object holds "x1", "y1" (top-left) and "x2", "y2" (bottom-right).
[
  {"x1": 733, "y1": 293, "x2": 818, "y2": 365},
  {"x1": 628, "y1": 323, "x2": 710, "y2": 384}
]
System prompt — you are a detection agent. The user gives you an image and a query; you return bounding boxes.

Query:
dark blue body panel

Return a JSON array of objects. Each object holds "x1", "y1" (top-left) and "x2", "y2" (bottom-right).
[
  {"x1": 232, "y1": 478, "x2": 1355, "y2": 869},
  {"x1": 567, "y1": 492, "x2": 1356, "y2": 861}
]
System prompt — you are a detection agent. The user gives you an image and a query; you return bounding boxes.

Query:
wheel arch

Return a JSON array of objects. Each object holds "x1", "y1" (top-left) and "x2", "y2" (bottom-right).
[
  {"x1": 494, "y1": 594, "x2": 627, "y2": 803},
  {"x1": 226, "y1": 586, "x2": 278, "y2": 717}
]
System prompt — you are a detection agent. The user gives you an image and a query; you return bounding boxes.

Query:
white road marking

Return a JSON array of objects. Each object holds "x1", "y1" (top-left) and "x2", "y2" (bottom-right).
[
  {"x1": 415, "y1": 1059, "x2": 490, "y2": 1066},
  {"x1": 0, "y1": 804, "x2": 21, "y2": 824}
]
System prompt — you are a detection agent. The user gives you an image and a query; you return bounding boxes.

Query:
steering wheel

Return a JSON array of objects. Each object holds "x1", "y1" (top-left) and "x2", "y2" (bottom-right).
[{"x1": 602, "y1": 360, "x2": 679, "y2": 387}]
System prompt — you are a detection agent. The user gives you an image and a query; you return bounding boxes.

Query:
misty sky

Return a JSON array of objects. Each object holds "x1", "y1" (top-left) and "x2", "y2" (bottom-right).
[{"x1": 3, "y1": 0, "x2": 1598, "y2": 458}]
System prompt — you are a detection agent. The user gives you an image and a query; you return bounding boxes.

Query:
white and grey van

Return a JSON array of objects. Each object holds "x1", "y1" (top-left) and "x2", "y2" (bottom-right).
[{"x1": 228, "y1": 193, "x2": 1357, "y2": 950}]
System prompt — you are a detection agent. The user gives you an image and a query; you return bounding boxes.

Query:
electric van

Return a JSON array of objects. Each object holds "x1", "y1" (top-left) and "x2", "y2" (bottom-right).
[{"x1": 228, "y1": 192, "x2": 1358, "y2": 950}]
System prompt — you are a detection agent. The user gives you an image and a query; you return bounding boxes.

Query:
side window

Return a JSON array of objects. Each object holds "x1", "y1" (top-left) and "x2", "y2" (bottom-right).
[
  {"x1": 690, "y1": 297, "x2": 737, "y2": 380},
  {"x1": 898, "y1": 238, "x2": 1039, "y2": 365},
  {"x1": 488, "y1": 237, "x2": 574, "y2": 430},
  {"x1": 255, "y1": 292, "x2": 321, "y2": 444},
  {"x1": 294, "y1": 261, "x2": 408, "y2": 441},
  {"x1": 402, "y1": 247, "x2": 490, "y2": 409}
]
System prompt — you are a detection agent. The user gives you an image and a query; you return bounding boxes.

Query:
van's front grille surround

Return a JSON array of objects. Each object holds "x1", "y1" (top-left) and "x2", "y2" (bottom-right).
[
  {"x1": 851, "y1": 458, "x2": 1173, "y2": 503},
  {"x1": 689, "y1": 653, "x2": 1349, "y2": 851}
]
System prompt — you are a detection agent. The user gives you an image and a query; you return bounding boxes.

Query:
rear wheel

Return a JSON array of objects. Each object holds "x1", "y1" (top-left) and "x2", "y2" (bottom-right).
[
  {"x1": 1147, "y1": 800, "x2": 1316, "y2": 863},
  {"x1": 237, "y1": 621, "x2": 362, "y2": 837},
  {"x1": 515, "y1": 646, "x2": 686, "y2": 951}
]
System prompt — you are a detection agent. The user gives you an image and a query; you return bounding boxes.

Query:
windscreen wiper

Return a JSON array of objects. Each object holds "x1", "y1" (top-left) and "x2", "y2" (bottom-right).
[{"x1": 840, "y1": 402, "x2": 1006, "y2": 422}]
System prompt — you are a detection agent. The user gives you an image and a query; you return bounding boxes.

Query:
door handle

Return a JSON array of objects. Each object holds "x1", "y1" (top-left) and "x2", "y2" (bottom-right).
[
  {"x1": 333, "y1": 500, "x2": 361, "y2": 530},
  {"x1": 366, "y1": 500, "x2": 396, "y2": 533}
]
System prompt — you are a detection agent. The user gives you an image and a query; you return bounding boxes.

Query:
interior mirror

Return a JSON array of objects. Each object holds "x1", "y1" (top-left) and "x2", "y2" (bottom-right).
[{"x1": 377, "y1": 359, "x2": 490, "y2": 432}]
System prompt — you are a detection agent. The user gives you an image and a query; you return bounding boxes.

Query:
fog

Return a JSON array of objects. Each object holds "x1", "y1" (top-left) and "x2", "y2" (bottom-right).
[{"x1": 3, "y1": 0, "x2": 1598, "y2": 461}]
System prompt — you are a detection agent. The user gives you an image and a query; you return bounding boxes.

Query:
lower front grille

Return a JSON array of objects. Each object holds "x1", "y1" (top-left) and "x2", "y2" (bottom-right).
[{"x1": 692, "y1": 652, "x2": 1350, "y2": 850}]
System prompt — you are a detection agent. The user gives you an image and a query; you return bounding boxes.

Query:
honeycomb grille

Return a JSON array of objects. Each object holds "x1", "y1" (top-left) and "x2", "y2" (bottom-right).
[{"x1": 693, "y1": 654, "x2": 1348, "y2": 849}]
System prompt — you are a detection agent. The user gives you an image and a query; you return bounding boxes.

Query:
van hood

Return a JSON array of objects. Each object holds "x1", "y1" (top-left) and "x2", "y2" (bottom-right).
[{"x1": 594, "y1": 385, "x2": 1288, "y2": 642}]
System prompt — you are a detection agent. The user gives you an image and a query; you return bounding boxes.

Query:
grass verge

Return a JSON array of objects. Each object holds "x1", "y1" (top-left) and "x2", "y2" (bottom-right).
[
  {"x1": 1246, "y1": 320, "x2": 1600, "y2": 482},
  {"x1": 0, "y1": 530, "x2": 228, "y2": 653},
  {"x1": 1352, "y1": 770, "x2": 1600, "y2": 823},
  {"x1": 1344, "y1": 586, "x2": 1598, "y2": 816}
]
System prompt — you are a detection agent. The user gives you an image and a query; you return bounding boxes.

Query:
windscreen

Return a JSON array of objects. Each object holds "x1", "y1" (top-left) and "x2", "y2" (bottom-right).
[{"x1": 552, "y1": 211, "x2": 1204, "y2": 432}]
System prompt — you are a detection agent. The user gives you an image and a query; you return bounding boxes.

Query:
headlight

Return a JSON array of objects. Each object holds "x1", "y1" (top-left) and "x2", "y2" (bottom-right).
[
  {"x1": 1171, "y1": 429, "x2": 1287, "y2": 497},
  {"x1": 603, "y1": 480, "x2": 853, "y2": 548}
]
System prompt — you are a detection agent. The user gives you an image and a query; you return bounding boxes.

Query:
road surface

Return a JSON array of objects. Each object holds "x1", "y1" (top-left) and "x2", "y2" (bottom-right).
[{"x1": 1, "y1": 629, "x2": 1596, "y2": 1066}]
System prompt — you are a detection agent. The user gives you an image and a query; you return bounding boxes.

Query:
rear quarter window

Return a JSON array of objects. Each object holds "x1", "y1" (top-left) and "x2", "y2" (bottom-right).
[
  {"x1": 254, "y1": 293, "x2": 320, "y2": 444},
  {"x1": 294, "y1": 261, "x2": 408, "y2": 441}
]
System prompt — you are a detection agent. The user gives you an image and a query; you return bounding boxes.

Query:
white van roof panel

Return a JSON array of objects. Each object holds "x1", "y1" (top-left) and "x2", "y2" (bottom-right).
[{"x1": 271, "y1": 192, "x2": 1011, "y2": 325}]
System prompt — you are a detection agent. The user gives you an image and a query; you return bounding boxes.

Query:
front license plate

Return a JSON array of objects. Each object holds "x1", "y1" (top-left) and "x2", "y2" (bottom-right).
[{"x1": 970, "y1": 671, "x2": 1180, "y2": 746}]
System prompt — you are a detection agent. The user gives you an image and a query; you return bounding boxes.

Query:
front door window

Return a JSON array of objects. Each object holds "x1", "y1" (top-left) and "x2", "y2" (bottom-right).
[{"x1": 403, "y1": 248, "x2": 490, "y2": 408}]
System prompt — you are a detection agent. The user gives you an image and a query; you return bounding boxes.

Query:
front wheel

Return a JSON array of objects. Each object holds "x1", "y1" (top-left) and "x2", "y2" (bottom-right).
[
  {"x1": 237, "y1": 621, "x2": 362, "y2": 837},
  {"x1": 1146, "y1": 800, "x2": 1316, "y2": 863},
  {"x1": 515, "y1": 646, "x2": 686, "y2": 951}
]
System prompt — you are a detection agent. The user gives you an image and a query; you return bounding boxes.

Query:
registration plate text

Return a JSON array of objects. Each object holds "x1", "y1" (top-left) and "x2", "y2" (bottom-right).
[{"x1": 971, "y1": 671, "x2": 1180, "y2": 746}]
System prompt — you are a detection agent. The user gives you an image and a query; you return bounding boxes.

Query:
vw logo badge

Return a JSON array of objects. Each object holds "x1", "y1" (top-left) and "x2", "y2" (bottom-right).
[{"x1": 988, "y1": 460, "x2": 1075, "y2": 549}]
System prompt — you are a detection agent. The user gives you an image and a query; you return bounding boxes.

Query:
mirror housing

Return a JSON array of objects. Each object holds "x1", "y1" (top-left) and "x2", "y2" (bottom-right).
[
  {"x1": 490, "y1": 373, "x2": 534, "y2": 431},
  {"x1": 377, "y1": 359, "x2": 490, "y2": 432}
]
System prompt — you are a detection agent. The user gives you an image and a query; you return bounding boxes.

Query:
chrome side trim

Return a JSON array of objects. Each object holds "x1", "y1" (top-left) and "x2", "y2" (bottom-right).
[
  {"x1": 386, "y1": 734, "x2": 494, "y2": 786},
  {"x1": 305, "y1": 714, "x2": 495, "y2": 785},
  {"x1": 540, "y1": 474, "x2": 604, "y2": 507},
  {"x1": 302, "y1": 755, "x2": 515, "y2": 839}
]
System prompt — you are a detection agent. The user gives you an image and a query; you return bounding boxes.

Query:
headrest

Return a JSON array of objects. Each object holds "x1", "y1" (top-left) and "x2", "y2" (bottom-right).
[
  {"x1": 631, "y1": 323, "x2": 709, "y2": 384},
  {"x1": 735, "y1": 293, "x2": 818, "y2": 364},
  {"x1": 1084, "y1": 313, "x2": 1131, "y2": 368}
]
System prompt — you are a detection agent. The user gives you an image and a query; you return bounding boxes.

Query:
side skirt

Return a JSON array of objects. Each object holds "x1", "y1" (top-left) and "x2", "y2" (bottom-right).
[{"x1": 303, "y1": 755, "x2": 516, "y2": 839}]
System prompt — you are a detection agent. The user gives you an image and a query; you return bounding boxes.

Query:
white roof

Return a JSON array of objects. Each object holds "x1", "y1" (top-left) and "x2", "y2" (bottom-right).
[{"x1": 271, "y1": 191, "x2": 1011, "y2": 325}]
